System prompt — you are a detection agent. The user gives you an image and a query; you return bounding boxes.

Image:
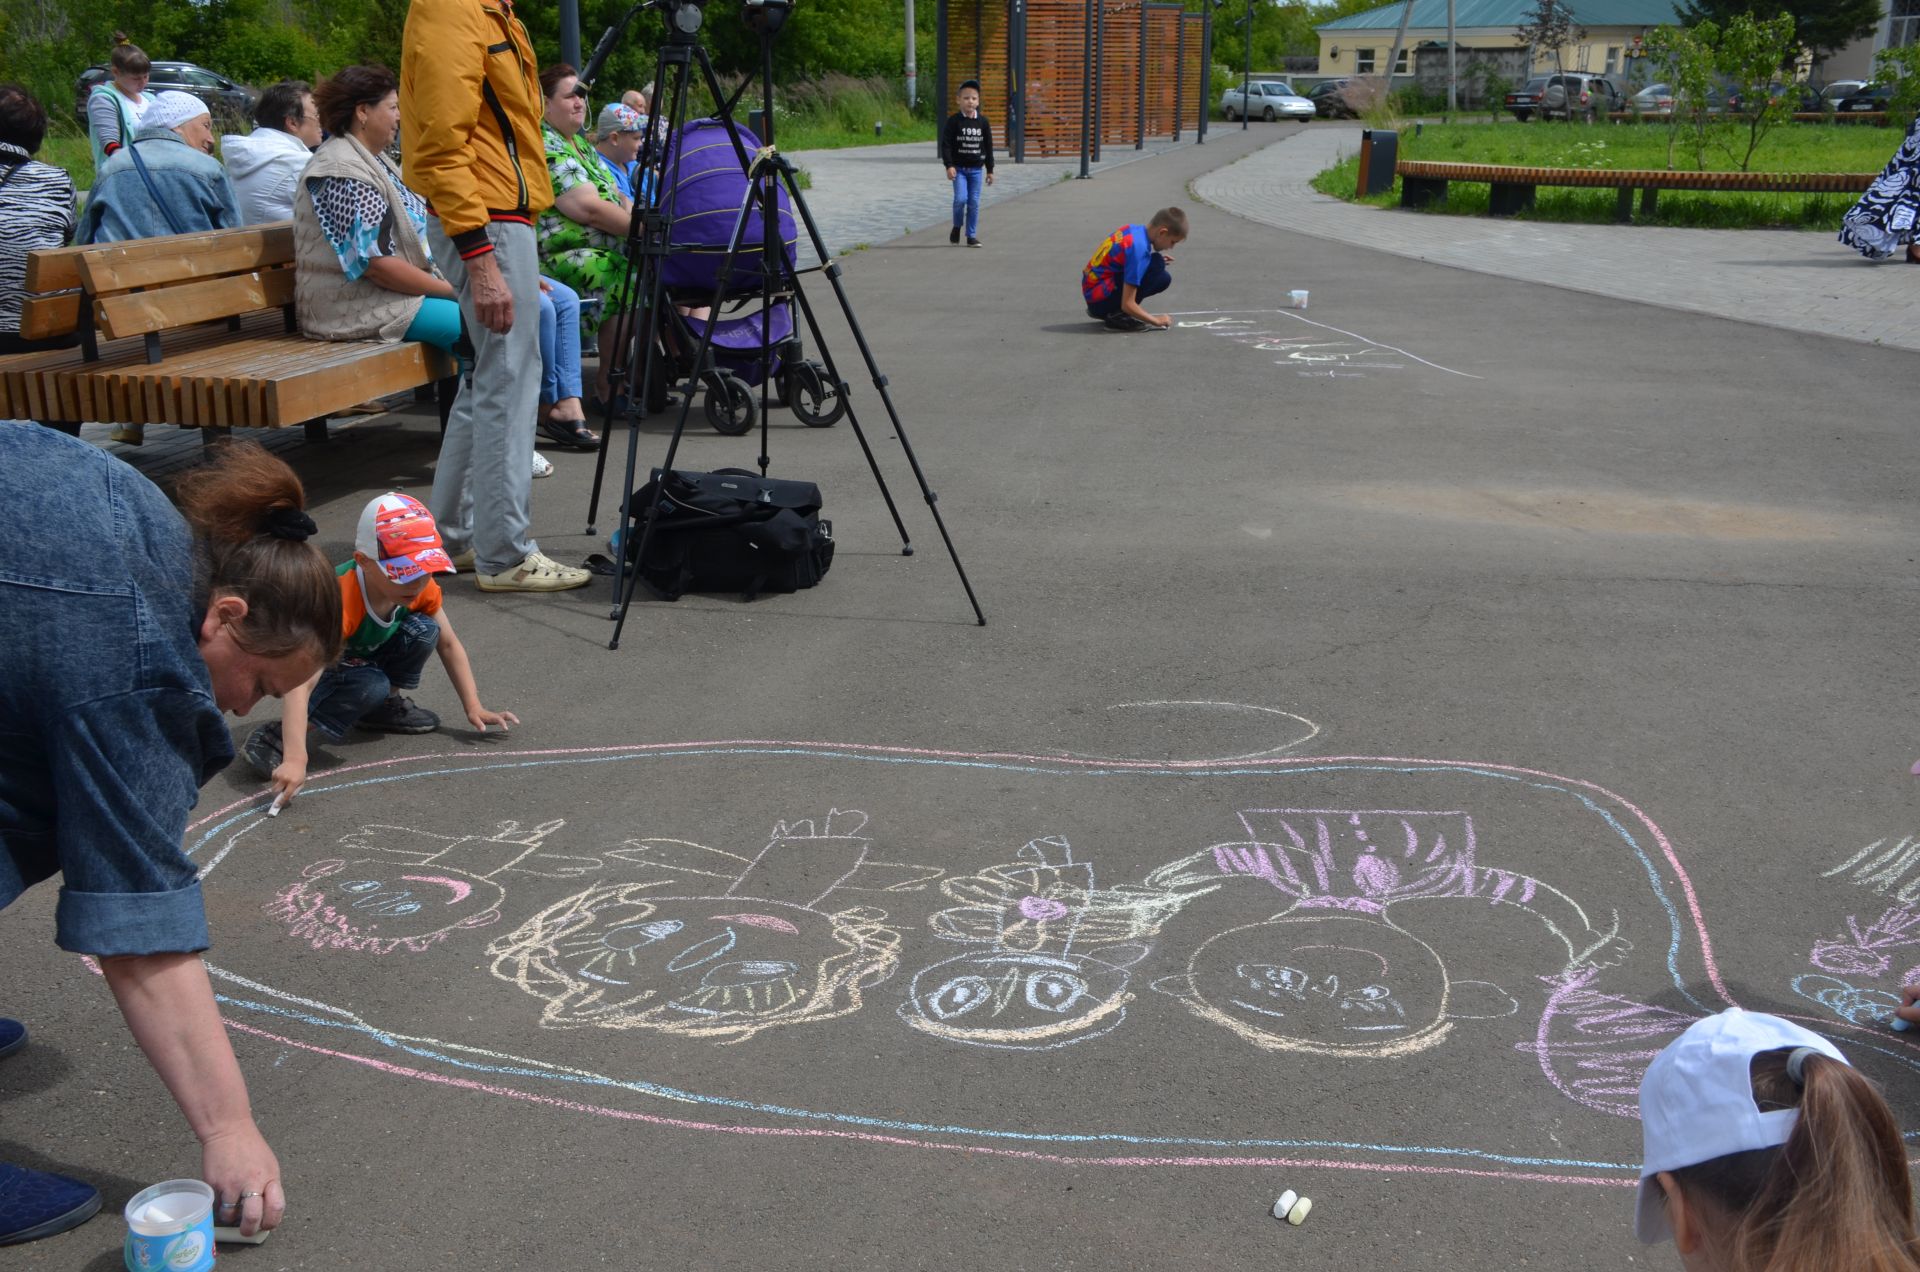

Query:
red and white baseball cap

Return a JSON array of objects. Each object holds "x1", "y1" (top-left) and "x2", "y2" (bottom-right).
[
  {"x1": 354, "y1": 492, "x2": 453, "y2": 584},
  {"x1": 1635, "y1": 1008, "x2": 1848, "y2": 1243}
]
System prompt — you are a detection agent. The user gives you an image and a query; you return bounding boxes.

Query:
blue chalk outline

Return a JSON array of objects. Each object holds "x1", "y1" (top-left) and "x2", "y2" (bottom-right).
[{"x1": 190, "y1": 747, "x2": 1711, "y2": 1174}]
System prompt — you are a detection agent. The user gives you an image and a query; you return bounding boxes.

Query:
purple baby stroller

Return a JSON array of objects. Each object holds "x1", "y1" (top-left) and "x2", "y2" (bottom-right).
[{"x1": 655, "y1": 117, "x2": 843, "y2": 435}]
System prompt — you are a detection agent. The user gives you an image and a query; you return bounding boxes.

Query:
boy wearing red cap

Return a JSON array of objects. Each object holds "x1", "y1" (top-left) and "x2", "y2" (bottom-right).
[{"x1": 240, "y1": 492, "x2": 517, "y2": 802}]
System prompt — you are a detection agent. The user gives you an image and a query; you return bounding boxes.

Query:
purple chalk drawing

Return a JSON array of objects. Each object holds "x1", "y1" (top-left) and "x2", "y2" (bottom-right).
[
  {"x1": 1807, "y1": 907, "x2": 1920, "y2": 979},
  {"x1": 1019, "y1": 895, "x2": 1072, "y2": 922}
]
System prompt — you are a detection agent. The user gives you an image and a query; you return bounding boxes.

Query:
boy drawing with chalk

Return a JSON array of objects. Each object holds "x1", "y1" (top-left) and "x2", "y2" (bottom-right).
[
  {"x1": 941, "y1": 79, "x2": 995, "y2": 247},
  {"x1": 1081, "y1": 206, "x2": 1187, "y2": 332},
  {"x1": 241, "y1": 492, "x2": 517, "y2": 805}
]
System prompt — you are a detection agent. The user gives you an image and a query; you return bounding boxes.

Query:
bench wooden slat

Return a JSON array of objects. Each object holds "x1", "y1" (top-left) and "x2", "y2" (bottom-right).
[
  {"x1": 20, "y1": 313, "x2": 289, "y2": 423},
  {"x1": 94, "y1": 268, "x2": 295, "y2": 341},
  {"x1": 17, "y1": 293, "x2": 81, "y2": 342},
  {"x1": 23, "y1": 245, "x2": 89, "y2": 293},
  {"x1": 74, "y1": 223, "x2": 295, "y2": 296}
]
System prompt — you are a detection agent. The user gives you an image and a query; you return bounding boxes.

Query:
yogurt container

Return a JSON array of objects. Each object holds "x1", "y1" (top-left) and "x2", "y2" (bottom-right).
[{"x1": 124, "y1": 1179, "x2": 215, "y2": 1272}]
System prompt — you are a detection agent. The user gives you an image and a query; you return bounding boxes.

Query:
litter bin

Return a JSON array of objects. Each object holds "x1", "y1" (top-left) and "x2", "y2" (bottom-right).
[{"x1": 1357, "y1": 128, "x2": 1398, "y2": 197}]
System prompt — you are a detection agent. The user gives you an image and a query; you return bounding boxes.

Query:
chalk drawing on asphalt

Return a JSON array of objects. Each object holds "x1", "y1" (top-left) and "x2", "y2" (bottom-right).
[
  {"x1": 1050, "y1": 700, "x2": 1323, "y2": 764},
  {"x1": 176, "y1": 743, "x2": 1920, "y2": 1183},
  {"x1": 487, "y1": 810, "x2": 930, "y2": 1041},
  {"x1": 1167, "y1": 309, "x2": 1483, "y2": 380}
]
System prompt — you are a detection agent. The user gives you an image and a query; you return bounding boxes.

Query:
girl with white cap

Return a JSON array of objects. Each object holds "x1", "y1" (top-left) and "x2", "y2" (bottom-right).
[{"x1": 1636, "y1": 1008, "x2": 1920, "y2": 1270}]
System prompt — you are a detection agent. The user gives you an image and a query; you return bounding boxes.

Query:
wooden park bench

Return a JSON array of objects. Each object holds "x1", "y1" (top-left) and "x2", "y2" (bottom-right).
[
  {"x1": 1, "y1": 223, "x2": 456, "y2": 446},
  {"x1": 1395, "y1": 160, "x2": 1875, "y2": 222}
]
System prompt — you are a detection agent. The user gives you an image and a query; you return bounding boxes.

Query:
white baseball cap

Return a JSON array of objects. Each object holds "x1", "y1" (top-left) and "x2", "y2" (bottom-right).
[{"x1": 1635, "y1": 1008, "x2": 1848, "y2": 1243}]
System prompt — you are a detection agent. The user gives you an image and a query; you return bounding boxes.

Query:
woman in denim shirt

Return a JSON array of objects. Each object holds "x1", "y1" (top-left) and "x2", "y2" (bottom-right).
[{"x1": 0, "y1": 433, "x2": 343, "y2": 1248}]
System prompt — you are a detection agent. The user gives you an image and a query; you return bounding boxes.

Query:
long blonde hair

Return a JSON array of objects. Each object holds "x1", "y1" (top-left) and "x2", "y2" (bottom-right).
[{"x1": 1671, "y1": 1048, "x2": 1920, "y2": 1272}]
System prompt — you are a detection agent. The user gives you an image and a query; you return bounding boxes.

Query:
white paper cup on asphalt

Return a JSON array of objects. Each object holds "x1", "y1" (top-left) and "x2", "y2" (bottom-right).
[
  {"x1": 1288, "y1": 289, "x2": 1310, "y2": 310},
  {"x1": 124, "y1": 1178, "x2": 215, "y2": 1272}
]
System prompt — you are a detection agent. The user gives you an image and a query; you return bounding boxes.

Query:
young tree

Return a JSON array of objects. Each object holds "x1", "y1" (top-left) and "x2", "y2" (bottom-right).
[
  {"x1": 1643, "y1": 23, "x2": 1718, "y2": 169},
  {"x1": 1515, "y1": 0, "x2": 1587, "y2": 120},
  {"x1": 1711, "y1": 12, "x2": 1798, "y2": 170}
]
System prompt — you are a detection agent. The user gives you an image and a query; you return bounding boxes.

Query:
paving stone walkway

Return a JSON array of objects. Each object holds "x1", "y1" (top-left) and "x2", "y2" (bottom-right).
[
  {"x1": 1192, "y1": 123, "x2": 1920, "y2": 353},
  {"x1": 785, "y1": 134, "x2": 1201, "y2": 266}
]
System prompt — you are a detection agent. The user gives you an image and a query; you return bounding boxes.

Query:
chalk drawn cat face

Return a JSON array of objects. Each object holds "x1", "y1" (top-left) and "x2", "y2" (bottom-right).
[
  {"x1": 488, "y1": 883, "x2": 901, "y2": 1041},
  {"x1": 264, "y1": 859, "x2": 506, "y2": 955},
  {"x1": 1160, "y1": 913, "x2": 1456, "y2": 1057},
  {"x1": 900, "y1": 945, "x2": 1148, "y2": 1050}
]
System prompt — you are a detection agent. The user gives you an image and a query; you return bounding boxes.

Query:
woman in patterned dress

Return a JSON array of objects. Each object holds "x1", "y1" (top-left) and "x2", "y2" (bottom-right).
[
  {"x1": 0, "y1": 85, "x2": 77, "y2": 359},
  {"x1": 536, "y1": 63, "x2": 639, "y2": 406},
  {"x1": 1838, "y1": 114, "x2": 1920, "y2": 263}
]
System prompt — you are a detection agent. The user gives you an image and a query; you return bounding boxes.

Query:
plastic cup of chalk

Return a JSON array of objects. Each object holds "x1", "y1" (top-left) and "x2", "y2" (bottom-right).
[
  {"x1": 123, "y1": 1178, "x2": 215, "y2": 1272},
  {"x1": 1288, "y1": 289, "x2": 1310, "y2": 310}
]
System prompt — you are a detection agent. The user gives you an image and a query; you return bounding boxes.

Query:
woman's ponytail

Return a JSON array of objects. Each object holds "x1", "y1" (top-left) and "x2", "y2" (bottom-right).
[
  {"x1": 1676, "y1": 1048, "x2": 1920, "y2": 1272},
  {"x1": 172, "y1": 442, "x2": 342, "y2": 664}
]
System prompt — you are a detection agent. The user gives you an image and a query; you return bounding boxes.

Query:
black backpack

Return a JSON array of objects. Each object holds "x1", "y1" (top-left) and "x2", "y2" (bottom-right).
[{"x1": 625, "y1": 468, "x2": 834, "y2": 601}]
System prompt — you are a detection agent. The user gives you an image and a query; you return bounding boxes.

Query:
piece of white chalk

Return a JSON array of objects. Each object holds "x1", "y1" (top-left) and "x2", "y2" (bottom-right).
[
  {"x1": 1287, "y1": 1197, "x2": 1313, "y2": 1226},
  {"x1": 1894, "y1": 1016, "x2": 1912, "y2": 1033},
  {"x1": 1272, "y1": 1190, "x2": 1299, "y2": 1219},
  {"x1": 214, "y1": 1225, "x2": 271, "y2": 1244},
  {"x1": 267, "y1": 793, "x2": 287, "y2": 817}
]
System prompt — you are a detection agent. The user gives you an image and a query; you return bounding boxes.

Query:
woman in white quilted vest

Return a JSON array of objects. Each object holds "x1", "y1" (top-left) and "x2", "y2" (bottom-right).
[{"x1": 293, "y1": 65, "x2": 461, "y2": 355}]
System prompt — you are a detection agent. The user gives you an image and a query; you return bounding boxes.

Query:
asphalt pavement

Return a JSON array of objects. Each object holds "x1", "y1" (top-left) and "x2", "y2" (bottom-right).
[{"x1": 6, "y1": 124, "x2": 1920, "y2": 1272}]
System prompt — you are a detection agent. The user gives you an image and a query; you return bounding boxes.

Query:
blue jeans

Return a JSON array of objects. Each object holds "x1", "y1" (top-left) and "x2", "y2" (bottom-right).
[
  {"x1": 1084, "y1": 254, "x2": 1172, "y2": 318},
  {"x1": 306, "y1": 613, "x2": 439, "y2": 742},
  {"x1": 538, "y1": 276, "x2": 583, "y2": 405},
  {"x1": 951, "y1": 167, "x2": 985, "y2": 237}
]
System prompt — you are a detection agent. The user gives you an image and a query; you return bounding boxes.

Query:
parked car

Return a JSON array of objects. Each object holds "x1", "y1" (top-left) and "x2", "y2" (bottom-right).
[
  {"x1": 1218, "y1": 80, "x2": 1316, "y2": 122},
  {"x1": 1539, "y1": 73, "x2": 1625, "y2": 121},
  {"x1": 1505, "y1": 75, "x2": 1552, "y2": 121},
  {"x1": 1836, "y1": 83, "x2": 1895, "y2": 113},
  {"x1": 1723, "y1": 82, "x2": 1792, "y2": 115},
  {"x1": 1803, "y1": 79, "x2": 1867, "y2": 111},
  {"x1": 73, "y1": 61, "x2": 256, "y2": 125},
  {"x1": 1627, "y1": 80, "x2": 1726, "y2": 117},
  {"x1": 1306, "y1": 78, "x2": 1357, "y2": 118}
]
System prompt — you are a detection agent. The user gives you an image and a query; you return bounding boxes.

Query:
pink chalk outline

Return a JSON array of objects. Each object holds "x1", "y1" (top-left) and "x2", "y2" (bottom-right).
[{"x1": 190, "y1": 740, "x2": 1732, "y2": 1179}]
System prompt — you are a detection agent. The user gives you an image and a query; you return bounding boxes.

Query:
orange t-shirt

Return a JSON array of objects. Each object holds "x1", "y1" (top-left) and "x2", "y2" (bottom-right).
[{"x1": 336, "y1": 562, "x2": 444, "y2": 658}]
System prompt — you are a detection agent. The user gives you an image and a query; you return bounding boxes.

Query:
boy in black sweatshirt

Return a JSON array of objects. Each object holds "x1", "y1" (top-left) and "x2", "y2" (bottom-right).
[{"x1": 942, "y1": 80, "x2": 995, "y2": 247}]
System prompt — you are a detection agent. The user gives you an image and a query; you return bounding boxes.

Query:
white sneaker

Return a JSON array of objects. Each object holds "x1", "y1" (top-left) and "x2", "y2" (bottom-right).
[
  {"x1": 532, "y1": 452, "x2": 554, "y2": 478},
  {"x1": 476, "y1": 550, "x2": 592, "y2": 593}
]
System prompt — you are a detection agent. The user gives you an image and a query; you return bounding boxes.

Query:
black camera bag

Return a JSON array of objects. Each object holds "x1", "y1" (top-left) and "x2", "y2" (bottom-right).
[{"x1": 625, "y1": 468, "x2": 834, "y2": 601}]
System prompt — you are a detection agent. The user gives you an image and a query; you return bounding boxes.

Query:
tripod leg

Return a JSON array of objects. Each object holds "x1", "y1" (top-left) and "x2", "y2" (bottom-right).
[{"x1": 775, "y1": 161, "x2": 987, "y2": 625}]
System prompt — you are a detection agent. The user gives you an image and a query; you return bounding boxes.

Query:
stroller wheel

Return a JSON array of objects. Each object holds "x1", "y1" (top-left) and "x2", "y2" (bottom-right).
[
  {"x1": 704, "y1": 372, "x2": 757, "y2": 436},
  {"x1": 790, "y1": 360, "x2": 845, "y2": 428}
]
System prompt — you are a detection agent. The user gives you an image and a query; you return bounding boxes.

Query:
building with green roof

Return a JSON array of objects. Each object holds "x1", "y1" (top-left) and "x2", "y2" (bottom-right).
[{"x1": 1313, "y1": 0, "x2": 1687, "y2": 87}]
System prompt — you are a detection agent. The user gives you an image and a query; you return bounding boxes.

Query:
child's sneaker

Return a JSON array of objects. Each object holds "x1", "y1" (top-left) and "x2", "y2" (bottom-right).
[
  {"x1": 356, "y1": 696, "x2": 440, "y2": 734},
  {"x1": 1103, "y1": 313, "x2": 1149, "y2": 332},
  {"x1": 241, "y1": 722, "x2": 284, "y2": 779},
  {"x1": 950, "y1": 226, "x2": 961, "y2": 244},
  {"x1": 967, "y1": 236, "x2": 983, "y2": 248},
  {"x1": 532, "y1": 452, "x2": 554, "y2": 479}
]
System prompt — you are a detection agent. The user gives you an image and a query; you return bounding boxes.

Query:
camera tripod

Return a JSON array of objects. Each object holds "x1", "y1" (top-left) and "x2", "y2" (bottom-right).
[{"x1": 578, "y1": 0, "x2": 987, "y2": 649}]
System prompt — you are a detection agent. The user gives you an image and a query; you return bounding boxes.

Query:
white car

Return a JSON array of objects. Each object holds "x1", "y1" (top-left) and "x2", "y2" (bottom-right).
[{"x1": 1219, "y1": 81, "x2": 1316, "y2": 121}]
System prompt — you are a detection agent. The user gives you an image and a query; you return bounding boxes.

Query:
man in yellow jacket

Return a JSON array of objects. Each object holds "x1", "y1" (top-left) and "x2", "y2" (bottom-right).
[{"x1": 402, "y1": 0, "x2": 591, "y2": 593}]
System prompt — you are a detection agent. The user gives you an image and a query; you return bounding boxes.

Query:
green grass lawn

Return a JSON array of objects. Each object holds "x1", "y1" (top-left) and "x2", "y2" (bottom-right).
[{"x1": 1310, "y1": 120, "x2": 1901, "y2": 229}]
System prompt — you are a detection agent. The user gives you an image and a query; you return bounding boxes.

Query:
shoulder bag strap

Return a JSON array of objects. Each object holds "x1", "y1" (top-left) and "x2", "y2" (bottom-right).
[{"x1": 124, "y1": 140, "x2": 188, "y2": 237}]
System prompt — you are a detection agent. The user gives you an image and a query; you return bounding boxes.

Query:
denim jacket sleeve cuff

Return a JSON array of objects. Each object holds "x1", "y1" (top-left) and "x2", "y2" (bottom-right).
[{"x1": 56, "y1": 883, "x2": 212, "y2": 957}]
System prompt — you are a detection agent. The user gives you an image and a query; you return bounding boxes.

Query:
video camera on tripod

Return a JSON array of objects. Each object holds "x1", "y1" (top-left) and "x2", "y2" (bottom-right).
[{"x1": 576, "y1": 0, "x2": 986, "y2": 648}]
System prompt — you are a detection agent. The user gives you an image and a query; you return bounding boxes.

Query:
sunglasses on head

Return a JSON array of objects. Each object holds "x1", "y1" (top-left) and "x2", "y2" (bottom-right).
[{"x1": 568, "y1": 84, "x2": 588, "y2": 99}]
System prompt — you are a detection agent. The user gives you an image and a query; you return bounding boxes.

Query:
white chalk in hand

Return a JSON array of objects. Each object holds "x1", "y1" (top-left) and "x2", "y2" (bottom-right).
[
  {"x1": 267, "y1": 793, "x2": 287, "y2": 818},
  {"x1": 1894, "y1": 1015, "x2": 1912, "y2": 1033},
  {"x1": 214, "y1": 1225, "x2": 271, "y2": 1244}
]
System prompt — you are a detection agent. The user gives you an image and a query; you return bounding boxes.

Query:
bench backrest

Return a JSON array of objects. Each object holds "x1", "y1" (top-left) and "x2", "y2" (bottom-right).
[{"x1": 20, "y1": 223, "x2": 296, "y2": 348}]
